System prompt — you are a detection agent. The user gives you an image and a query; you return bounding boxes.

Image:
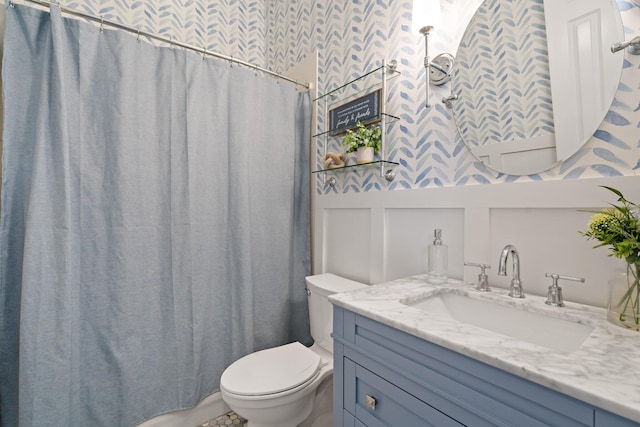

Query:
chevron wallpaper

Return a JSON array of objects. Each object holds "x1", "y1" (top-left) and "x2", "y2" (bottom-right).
[
  {"x1": 59, "y1": 0, "x2": 267, "y2": 62},
  {"x1": 31, "y1": 0, "x2": 640, "y2": 194},
  {"x1": 453, "y1": 0, "x2": 555, "y2": 149}
]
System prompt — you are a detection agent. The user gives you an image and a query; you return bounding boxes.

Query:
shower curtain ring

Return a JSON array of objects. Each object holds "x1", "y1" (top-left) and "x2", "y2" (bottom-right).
[
  {"x1": 136, "y1": 28, "x2": 140, "y2": 42},
  {"x1": 202, "y1": 47, "x2": 206, "y2": 60},
  {"x1": 100, "y1": 16, "x2": 104, "y2": 33},
  {"x1": 9, "y1": 1, "x2": 14, "y2": 7}
]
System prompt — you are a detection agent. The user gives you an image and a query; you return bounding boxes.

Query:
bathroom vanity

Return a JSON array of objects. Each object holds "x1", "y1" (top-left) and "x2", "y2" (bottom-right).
[{"x1": 330, "y1": 276, "x2": 640, "y2": 427}]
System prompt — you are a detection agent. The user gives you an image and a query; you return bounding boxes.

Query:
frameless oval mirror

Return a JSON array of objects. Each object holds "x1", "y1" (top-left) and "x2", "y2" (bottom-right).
[{"x1": 452, "y1": 0, "x2": 624, "y2": 175}]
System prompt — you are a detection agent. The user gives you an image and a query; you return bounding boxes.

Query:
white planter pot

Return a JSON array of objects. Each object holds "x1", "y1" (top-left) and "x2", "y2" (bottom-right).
[{"x1": 356, "y1": 147, "x2": 374, "y2": 164}]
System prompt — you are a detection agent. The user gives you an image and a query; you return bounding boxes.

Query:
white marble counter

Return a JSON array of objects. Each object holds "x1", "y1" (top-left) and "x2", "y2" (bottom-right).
[{"x1": 329, "y1": 275, "x2": 640, "y2": 423}]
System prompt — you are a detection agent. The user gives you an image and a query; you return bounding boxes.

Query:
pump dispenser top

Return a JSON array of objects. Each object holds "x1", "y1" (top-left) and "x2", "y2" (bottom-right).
[
  {"x1": 427, "y1": 229, "x2": 448, "y2": 284},
  {"x1": 433, "y1": 229, "x2": 443, "y2": 245}
]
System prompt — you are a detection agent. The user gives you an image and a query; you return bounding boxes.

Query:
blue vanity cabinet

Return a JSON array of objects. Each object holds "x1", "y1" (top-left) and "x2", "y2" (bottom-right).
[
  {"x1": 596, "y1": 410, "x2": 640, "y2": 427},
  {"x1": 342, "y1": 357, "x2": 463, "y2": 426},
  {"x1": 332, "y1": 306, "x2": 640, "y2": 427}
]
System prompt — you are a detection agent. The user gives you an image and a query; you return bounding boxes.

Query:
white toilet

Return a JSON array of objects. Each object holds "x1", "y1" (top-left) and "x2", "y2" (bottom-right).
[{"x1": 220, "y1": 273, "x2": 366, "y2": 427}]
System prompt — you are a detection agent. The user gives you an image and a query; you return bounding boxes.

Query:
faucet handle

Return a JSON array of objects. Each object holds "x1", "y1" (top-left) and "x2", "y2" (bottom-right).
[
  {"x1": 464, "y1": 262, "x2": 491, "y2": 292},
  {"x1": 544, "y1": 273, "x2": 585, "y2": 307}
]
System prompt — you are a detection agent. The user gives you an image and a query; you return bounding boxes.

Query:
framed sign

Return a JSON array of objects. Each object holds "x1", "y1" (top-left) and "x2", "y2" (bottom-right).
[{"x1": 329, "y1": 89, "x2": 381, "y2": 135}]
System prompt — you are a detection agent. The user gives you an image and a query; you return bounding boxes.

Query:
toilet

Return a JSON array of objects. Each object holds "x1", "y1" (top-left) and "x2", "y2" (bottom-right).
[{"x1": 220, "y1": 273, "x2": 366, "y2": 427}]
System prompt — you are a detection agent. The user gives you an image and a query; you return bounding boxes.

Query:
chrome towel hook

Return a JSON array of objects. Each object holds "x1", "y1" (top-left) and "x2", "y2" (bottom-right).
[{"x1": 611, "y1": 35, "x2": 640, "y2": 55}]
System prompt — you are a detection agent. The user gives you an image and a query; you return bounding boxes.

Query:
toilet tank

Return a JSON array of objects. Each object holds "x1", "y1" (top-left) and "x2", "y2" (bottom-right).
[{"x1": 305, "y1": 273, "x2": 366, "y2": 353}]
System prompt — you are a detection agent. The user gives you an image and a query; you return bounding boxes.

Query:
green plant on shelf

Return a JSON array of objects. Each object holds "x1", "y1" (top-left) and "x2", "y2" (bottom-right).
[{"x1": 342, "y1": 122, "x2": 381, "y2": 154}]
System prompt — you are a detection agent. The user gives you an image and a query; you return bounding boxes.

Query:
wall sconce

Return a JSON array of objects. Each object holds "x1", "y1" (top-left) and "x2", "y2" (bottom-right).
[{"x1": 412, "y1": 0, "x2": 454, "y2": 108}]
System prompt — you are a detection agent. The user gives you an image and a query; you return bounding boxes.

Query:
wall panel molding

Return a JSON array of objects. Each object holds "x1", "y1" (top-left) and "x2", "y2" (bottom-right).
[{"x1": 315, "y1": 175, "x2": 640, "y2": 307}]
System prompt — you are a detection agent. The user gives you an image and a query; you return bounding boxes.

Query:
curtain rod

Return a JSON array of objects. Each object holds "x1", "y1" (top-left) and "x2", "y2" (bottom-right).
[{"x1": 16, "y1": 0, "x2": 311, "y2": 90}]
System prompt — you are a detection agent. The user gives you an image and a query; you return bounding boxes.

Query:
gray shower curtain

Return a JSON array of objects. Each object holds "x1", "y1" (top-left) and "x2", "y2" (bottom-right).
[{"x1": 0, "y1": 4, "x2": 310, "y2": 427}]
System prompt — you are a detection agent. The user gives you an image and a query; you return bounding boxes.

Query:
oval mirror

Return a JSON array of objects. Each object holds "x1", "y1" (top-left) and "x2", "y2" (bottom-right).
[{"x1": 452, "y1": 0, "x2": 624, "y2": 175}]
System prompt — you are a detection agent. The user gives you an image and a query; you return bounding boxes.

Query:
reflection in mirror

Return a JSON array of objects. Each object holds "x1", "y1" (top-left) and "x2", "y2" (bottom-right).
[{"x1": 452, "y1": 0, "x2": 624, "y2": 175}]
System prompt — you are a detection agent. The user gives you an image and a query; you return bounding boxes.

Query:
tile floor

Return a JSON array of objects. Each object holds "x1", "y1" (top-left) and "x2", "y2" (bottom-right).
[{"x1": 199, "y1": 411, "x2": 246, "y2": 427}]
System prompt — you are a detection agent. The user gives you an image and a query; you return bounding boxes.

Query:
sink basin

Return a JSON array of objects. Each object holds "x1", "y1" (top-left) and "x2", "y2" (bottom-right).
[{"x1": 403, "y1": 291, "x2": 594, "y2": 352}]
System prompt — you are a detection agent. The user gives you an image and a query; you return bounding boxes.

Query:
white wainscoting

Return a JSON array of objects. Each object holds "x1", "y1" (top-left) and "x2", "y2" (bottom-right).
[{"x1": 313, "y1": 175, "x2": 639, "y2": 307}]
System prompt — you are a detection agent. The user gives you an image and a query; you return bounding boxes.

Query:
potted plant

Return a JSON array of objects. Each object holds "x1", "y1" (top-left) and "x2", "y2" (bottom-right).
[
  {"x1": 342, "y1": 122, "x2": 382, "y2": 164},
  {"x1": 580, "y1": 186, "x2": 640, "y2": 330}
]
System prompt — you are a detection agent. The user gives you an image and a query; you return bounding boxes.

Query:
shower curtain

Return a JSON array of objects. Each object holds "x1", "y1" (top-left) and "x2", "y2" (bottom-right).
[{"x1": 0, "y1": 4, "x2": 311, "y2": 427}]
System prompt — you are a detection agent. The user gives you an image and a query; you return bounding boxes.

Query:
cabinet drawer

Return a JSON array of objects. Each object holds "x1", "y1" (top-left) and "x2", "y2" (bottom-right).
[
  {"x1": 342, "y1": 410, "x2": 367, "y2": 427},
  {"x1": 344, "y1": 358, "x2": 463, "y2": 427},
  {"x1": 596, "y1": 409, "x2": 640, "y2": 426},
  {"x1": 335, "y1": 308, "x2": 595, "y2": 427}
]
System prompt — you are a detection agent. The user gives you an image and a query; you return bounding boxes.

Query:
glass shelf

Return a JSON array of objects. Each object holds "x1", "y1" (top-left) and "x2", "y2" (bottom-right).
[
  {"x1": 313, "y1": 64, "x2": 400, "y2": 110},
  {"x1": 312, "y1": 113, "x2": 400, "y2": 139},
  {"x1": 312, "y1": 160, "x2": 399, "y2": 174},
  {"x1": 313, "y1": 59, "x2": 401, "y2": 184}
]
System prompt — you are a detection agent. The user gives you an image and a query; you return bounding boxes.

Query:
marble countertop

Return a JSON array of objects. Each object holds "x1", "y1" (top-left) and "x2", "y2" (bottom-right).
[{"x1": 329, "y1": 275, "x2": 640, "y2": 423}]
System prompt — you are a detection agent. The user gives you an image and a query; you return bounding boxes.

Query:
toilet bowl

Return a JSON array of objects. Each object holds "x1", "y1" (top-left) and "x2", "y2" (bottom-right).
[
  {"x1": 221, "y1": 342, "x2": 332, "y2": 427},
  {"x1": 219, "y1": 274, "x2": 366, "y2": 427}
]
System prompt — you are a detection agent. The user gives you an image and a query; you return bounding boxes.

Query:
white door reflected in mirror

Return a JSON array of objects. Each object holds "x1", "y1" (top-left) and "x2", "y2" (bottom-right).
[{"x1": 452, "y1": 0, "x2": 624, "y2": 176}]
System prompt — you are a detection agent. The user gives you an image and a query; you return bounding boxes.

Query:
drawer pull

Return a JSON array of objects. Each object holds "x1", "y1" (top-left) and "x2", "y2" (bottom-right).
[{"x1": 365, "y1": 394, "x2": 376, "y2": 411}]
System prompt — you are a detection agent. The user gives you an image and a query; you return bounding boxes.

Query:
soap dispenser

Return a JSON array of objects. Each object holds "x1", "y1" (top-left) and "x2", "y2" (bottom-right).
[{"x1": 427, "y1": 229, "x2": 448, "y2": 284}]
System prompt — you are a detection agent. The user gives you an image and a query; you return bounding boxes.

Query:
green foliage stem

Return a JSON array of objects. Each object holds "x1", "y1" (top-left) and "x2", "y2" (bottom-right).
[{"x1": 342, "y1": 122, "x2": 382, "y2": 154}]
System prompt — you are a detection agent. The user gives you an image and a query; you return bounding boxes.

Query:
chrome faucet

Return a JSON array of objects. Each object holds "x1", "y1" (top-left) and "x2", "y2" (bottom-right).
[
  {"x1": 498, "y1": 245, "x2": 525, "y2": 298},
  {"x1": 544, "y1": 273, "x2": 585, "y2": 307},
  {"x1": 464, "y1": 262, "x2": 491, "y2": 292}
]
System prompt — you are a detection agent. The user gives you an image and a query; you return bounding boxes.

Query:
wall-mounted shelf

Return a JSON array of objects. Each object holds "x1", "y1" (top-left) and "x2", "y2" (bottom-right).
[
  {"x1": 313, "y1": 160, "x2": 399, "y2": 187},
  {"x1": 311, "y1": 113, "x2": 400, "y2": 139},
  {"x1": 313, "y1": 62, "x2": 401, "y2": 108},
  {"x1": 313, "y1": 60, "x2": 401, "y2": 185},
  {"x1": 312, "y1": 160, "x2": 399, "y2": 174}
]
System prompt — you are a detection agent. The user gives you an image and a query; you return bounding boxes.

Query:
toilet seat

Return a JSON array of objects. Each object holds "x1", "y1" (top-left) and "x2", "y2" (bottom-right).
[{"x1": 220, "y1": 342, "x2": 321, "y2": 397}]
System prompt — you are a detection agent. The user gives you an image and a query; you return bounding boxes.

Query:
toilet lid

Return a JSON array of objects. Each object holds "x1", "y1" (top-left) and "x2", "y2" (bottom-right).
[{"x1": 221, "y1": 342, "x2": 321, "y2": 396}]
